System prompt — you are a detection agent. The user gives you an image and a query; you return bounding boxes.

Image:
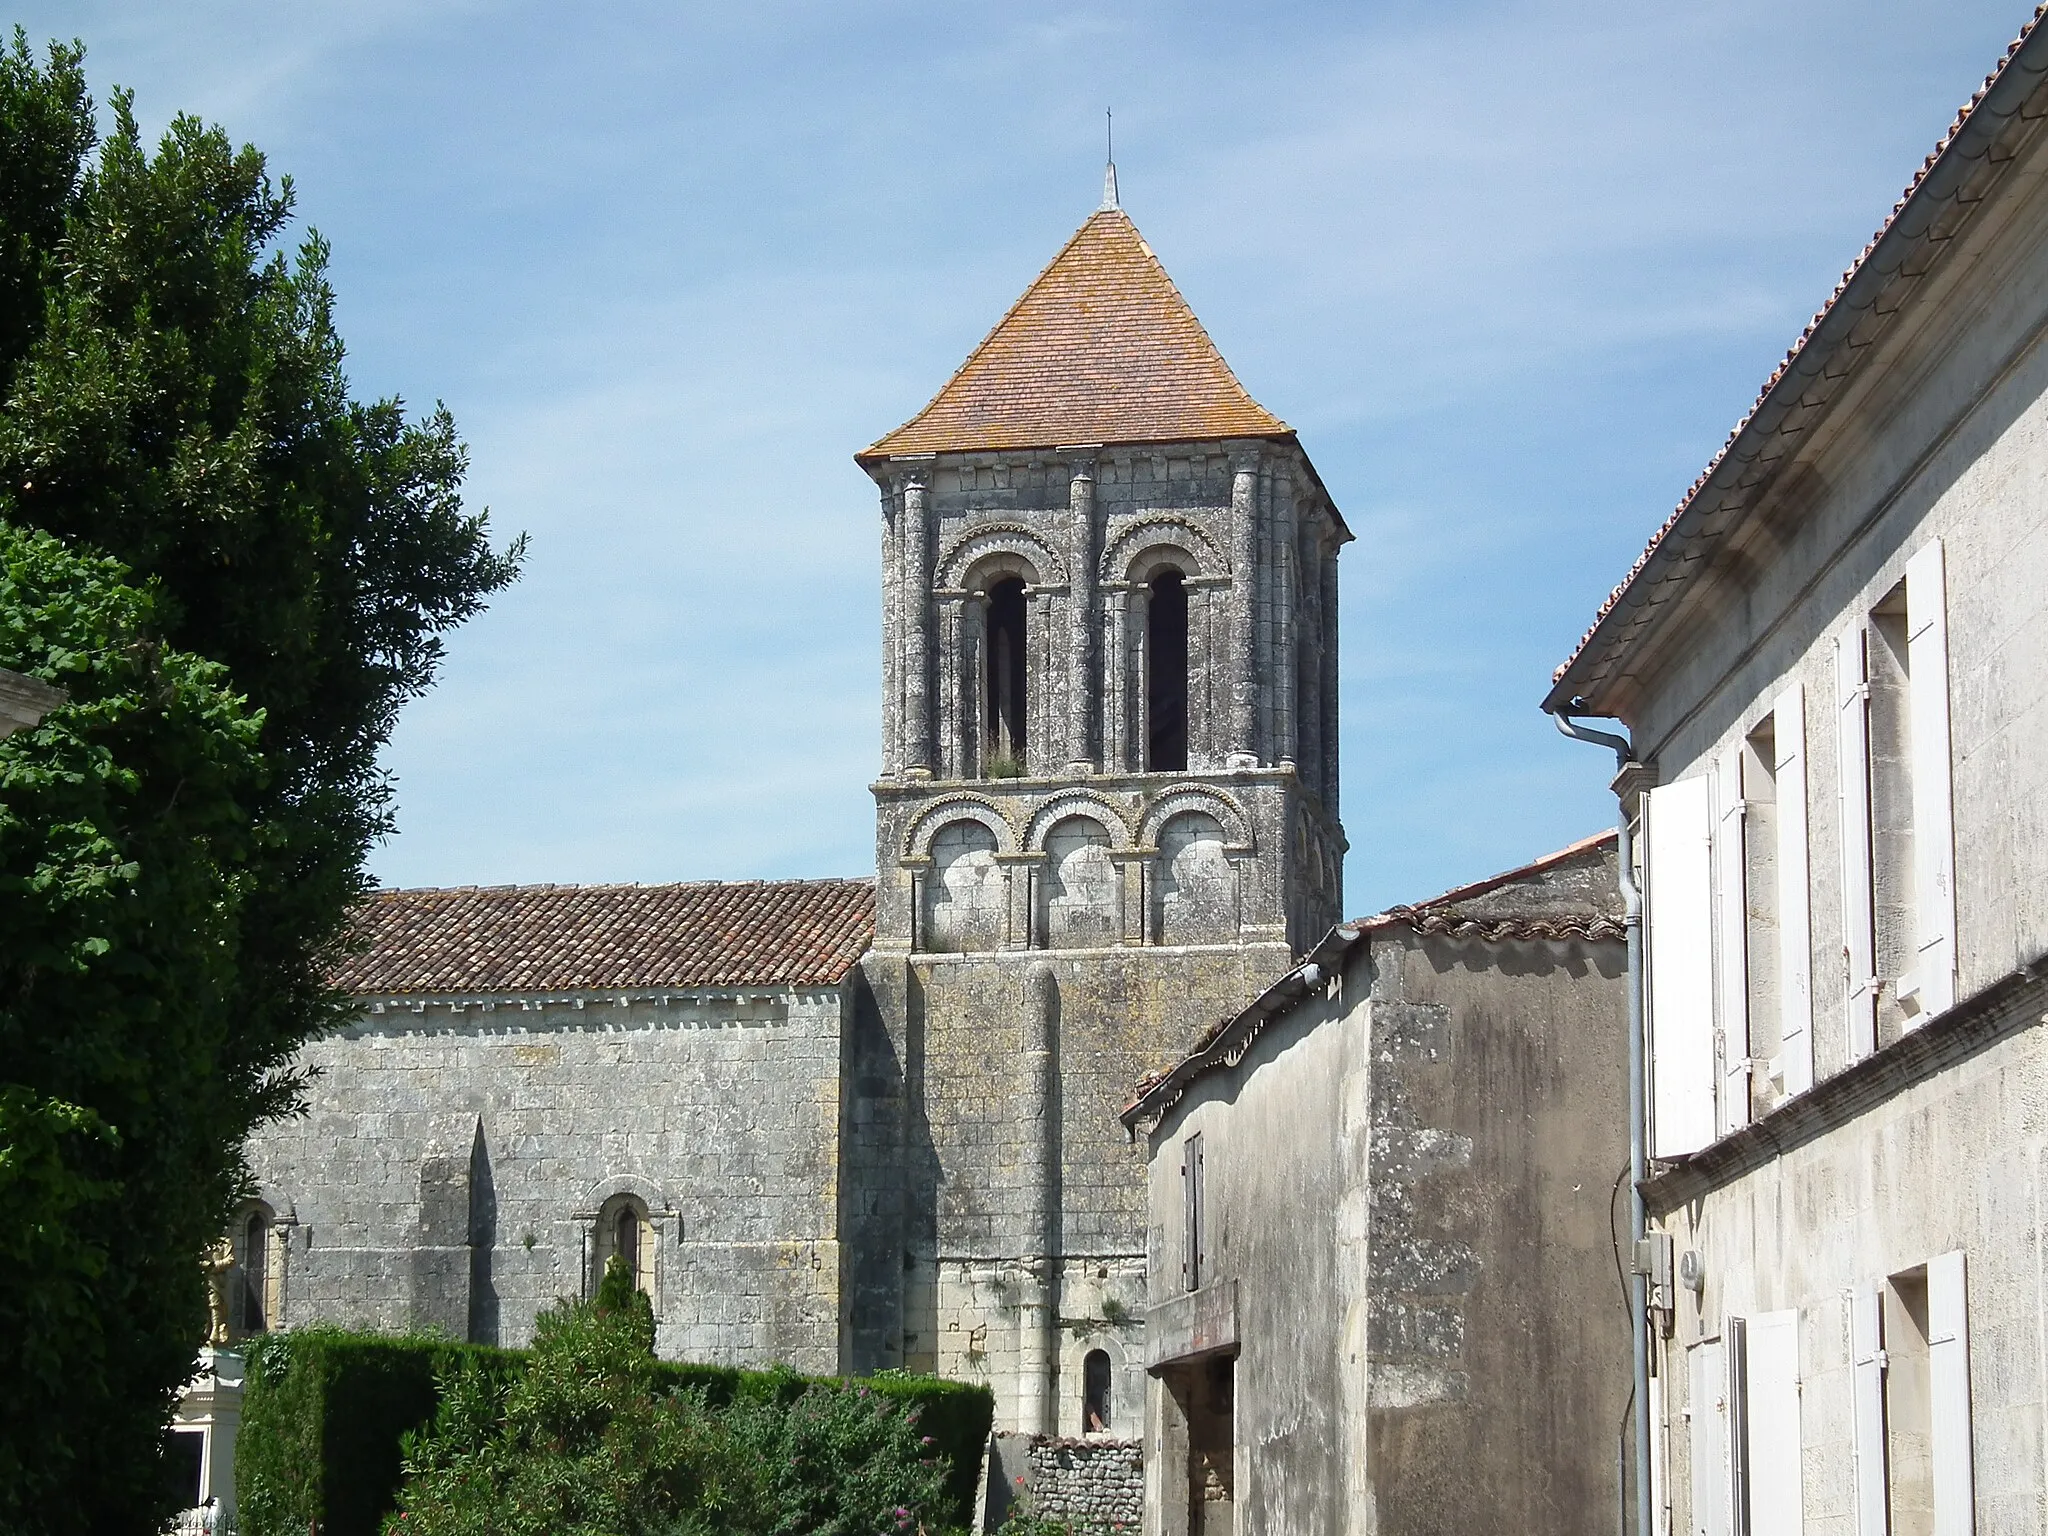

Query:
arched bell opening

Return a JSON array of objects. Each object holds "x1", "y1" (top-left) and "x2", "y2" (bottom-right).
[
  {"x1": 1145, "y1": 568, "x2": 1189, "y2": 772},
  {"x1": 984, "y1": 576, "x2": 1029, "y2": 773}
]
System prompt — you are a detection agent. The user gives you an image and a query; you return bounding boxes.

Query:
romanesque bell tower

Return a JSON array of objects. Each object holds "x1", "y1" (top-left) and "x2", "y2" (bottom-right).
[{"x1": 841, "y1": 182, "x2": 1348, "y2": 1440}]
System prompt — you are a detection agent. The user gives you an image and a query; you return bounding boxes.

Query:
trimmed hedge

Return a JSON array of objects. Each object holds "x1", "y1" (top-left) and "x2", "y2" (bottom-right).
[
  {"x1": 238, "y1": 1330, "x2": 523, "y2": 1536},
  {"x1": 237, "y1": 1331, "x2": 993, "y2": 1536}
]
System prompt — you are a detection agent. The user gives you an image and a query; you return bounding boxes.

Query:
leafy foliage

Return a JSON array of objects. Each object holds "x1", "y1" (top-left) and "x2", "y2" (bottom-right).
[
  {"x1": 237, "y1": 1329, "x2": 524, "y2": 1536},
  {"x1": 384, "y1": 1295, "x2": 963, "y2": 1536},
  {"x1": 385, "y1": 1300, "x2": 769, "y2": 1536},
  {"x1": 0, "y1": 31, "x2": 519, "y2": 1530}
]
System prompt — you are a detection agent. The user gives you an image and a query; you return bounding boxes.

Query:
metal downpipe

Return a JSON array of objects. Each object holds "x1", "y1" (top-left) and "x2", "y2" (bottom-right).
[{"x1": 1551, "y1": 706, "x2": 1650, "y2": 1536}]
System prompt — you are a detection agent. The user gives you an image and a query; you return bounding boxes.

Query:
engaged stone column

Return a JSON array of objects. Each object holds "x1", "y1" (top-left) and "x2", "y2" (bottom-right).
[
  {"x1": 901, "y1": 473, "x2": 933, "y2": 776},
  {"x1": 1066, "y1": 456, "x2": 1098, "y2": 770},
  {"x1": 1229, "y1": 460, "x2": 1259, "y2": 767},
  {"x1": 1017, "y1": 963, "x2": 1061, "y2": 1436}
]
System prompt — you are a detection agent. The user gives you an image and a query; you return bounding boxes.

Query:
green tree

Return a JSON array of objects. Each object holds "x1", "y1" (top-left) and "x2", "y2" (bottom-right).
[
  {"x1": 388, "y1": 1297, "x2": 772, "y2": 1536},
  {"x1": 0, "y1": 32, "x2": 520, "y2": 1531}
]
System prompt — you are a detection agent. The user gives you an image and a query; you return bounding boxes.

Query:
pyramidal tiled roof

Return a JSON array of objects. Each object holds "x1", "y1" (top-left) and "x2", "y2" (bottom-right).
[
  {"x1": 861, "y1": 207, "x2": 1290, "y2": 461},
  {"x1": 330, "y1": 878, "x2": 875, "y2": 996}
]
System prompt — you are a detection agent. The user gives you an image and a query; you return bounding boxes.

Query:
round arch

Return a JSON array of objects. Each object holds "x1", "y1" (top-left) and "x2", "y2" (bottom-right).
[
  {"x1": 940, "y1": 522, "x2": 1066, "y2": 590},
  {"x1": 1024, "y1": 793, "x2": 1134, "y2": 852},
  {"x1": 1138, "y1": 785, "x2": 1254, "y2": 850},
  {"x1": 902, "y1": 795, "x2": 1017, "y2": 861},
  {"x1": 1102, "y1": 516, "x2": 1226, "y2": 584}
]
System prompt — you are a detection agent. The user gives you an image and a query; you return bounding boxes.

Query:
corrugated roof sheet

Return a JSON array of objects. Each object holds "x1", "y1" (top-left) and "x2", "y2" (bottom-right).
[
  {"x1": 330, "y1": 878, "x2": 876, "y2": 995},
  {"x1": 860, "y1": 207, "x2": 1289, "y2": 460}
]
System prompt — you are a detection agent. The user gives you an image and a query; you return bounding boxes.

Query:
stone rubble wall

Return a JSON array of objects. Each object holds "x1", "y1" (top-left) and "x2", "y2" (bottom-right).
[{"x1": 1024, "y1": 1437, "x2": 1143, "y2": 1530}]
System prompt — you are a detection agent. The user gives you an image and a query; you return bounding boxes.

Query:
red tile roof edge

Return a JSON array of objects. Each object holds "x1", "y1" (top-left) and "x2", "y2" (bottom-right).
[
  {"x1": 1120, "y1": 833, "x2": 1623, "y2": 1127},
  {"x1": 1547, "y1": 6, "x2": 2048, "y2": 704}
]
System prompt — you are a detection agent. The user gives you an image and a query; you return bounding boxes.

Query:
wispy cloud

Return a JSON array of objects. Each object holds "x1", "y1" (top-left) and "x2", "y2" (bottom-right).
[{"x1": 14, "y1": 0, "x2": 2037, "y2": 907}]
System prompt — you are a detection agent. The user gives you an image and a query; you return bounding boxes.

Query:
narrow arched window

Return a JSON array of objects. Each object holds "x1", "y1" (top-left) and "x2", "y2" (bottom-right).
[
  {"x1": 240, "y1": 1209, "x2": 270, "y2": 1333},
  {"x1": 1146, "y1": 569, "x2": 1188, "y2": 772},
  {"x1": 615, "y1": 1203, "x2": 641, "y2": 1291},
  {"x1": 1083, "y1": 1348, "x2": 1113, "y2": 1432},
  {"x1": 985, "y1": 576, "x2": 1028, "y2": 772}
]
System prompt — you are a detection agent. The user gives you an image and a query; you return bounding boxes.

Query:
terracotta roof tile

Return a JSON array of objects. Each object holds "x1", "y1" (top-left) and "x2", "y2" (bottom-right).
[
  {"x1": 860, "y1": 207, "x2": 1289, "y2": 460},
  {"x1": 329, "y1": 878, "x2": 875, "y2": 996}
]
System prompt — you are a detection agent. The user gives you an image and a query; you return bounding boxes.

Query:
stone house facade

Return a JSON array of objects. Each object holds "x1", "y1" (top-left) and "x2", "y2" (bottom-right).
[
  {"x1": 1121, "y1": 836, "x2": 1631, "y2": 1536},
  {"x1": 1545, "y1": 15, "x2": 2048, "y2": 1536},
  {"x1": 226, "y1": 180, "x2": 1349, "y2": 1462}
]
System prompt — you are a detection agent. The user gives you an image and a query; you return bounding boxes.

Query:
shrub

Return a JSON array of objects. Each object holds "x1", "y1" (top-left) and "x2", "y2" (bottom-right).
[
  {"x1": 236, "y1": 1329, "x2": 522, "y2": 1536},
  {"x1": 386, "y1": 1300, "x2": 768, "y2": 1536},
  {"x1": 236, "y1": 1318, "x2": 994, "y2": 1536}
]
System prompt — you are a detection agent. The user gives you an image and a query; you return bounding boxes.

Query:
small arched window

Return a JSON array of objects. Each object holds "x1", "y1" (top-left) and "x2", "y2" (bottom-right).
[
  {"x1": 237, "y1": 1205, "x2": 272, "y2": 1334},
  {"x1": 1145, "y1": 569, "x2": 1188, "y2": 772},
  {"x1": 984, "y1": 576, "x2": 1028, "y2": 772},
  {"x1": 593, "y1": 1193, "x2": 656, "y2": 1302},
  {"x1": 1083, "y1": 1348, "x2": 1113, "y2": 1432}
]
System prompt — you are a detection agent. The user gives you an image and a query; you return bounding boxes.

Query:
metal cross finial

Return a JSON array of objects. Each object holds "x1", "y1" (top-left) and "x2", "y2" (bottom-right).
[{"x1": 1101, "y1": 108, "x2": 1120, "y2": 210}]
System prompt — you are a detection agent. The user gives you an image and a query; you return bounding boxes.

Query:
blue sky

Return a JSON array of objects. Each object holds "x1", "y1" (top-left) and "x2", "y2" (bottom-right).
[{"x1": 16, "y1": 1, "x2": 2035, "y2": 912}]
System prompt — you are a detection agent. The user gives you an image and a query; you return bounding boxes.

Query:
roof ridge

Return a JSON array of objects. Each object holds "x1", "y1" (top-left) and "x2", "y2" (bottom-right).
[
  {"x1": 859, "y1": 205, "x2": 1290, "y2": 461},
  {"x1": 368, "y1": 874, "x2": 877, "y2": 898},
  {"x1": 1345, "y1": 829, "x2": 1617, "y2": 924}
]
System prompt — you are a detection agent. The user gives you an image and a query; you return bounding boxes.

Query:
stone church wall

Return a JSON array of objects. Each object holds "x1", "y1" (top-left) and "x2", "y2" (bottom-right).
[
  {"x1": 849, "y1": 940, "x2": 1287, "y2": 1434},
  {"x1": 242, "y1": 985, "x2": 848, "y2": 1372}
]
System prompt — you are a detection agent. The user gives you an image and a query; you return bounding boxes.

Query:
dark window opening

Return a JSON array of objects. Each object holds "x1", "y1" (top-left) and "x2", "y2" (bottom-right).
[
  {"x1": 616, "y1": 1204, "x2": 641, "y2": 1290},
  {"x1": 985, "y1": 577, "x2": 1028, "y2": 771},
  {"x1": 164, "y1": 1428, "x2": 206, "y2": 1508},
  {"x1": 240, "y1": 1210, "x2": 269, "y2": 1333},
  {"x1": 1147, "y1": 569, "x2": 1188, "y2": 772},
  {"x1": 1084, "y1": 1348, "x2": 1113, "y2": 1432}
]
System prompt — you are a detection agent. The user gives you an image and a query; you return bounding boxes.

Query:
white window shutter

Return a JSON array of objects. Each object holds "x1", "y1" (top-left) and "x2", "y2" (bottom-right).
[
  {"x1": 1906, "y1": 541, "x2": 1957, "y2": 1017},
  {"x1": 1745, "y1": 1310, "x2": 1805, "y2": 1536},
  {"x1": 1928, "y1": 1250, "x2": 1974, "y2": 1536},
  {"x1": 1774, "y1": 686, "x2": 1813, "y2": 1096},
  {"x1": 1836, "y1": 629, "x2": 1878, "y2": 1061},
  {"x1": 1691, "y1": 1338, "x2": 1732, "y2": 1536},
  {"x1": 1648, "y1": 776, "x2": 1719, "y2": 1155},
  {"x1": 1715, "y1": 748, "x2": 1752, "y2": 1135},
  {"x1": 1849, "y1": 1287, "x2": 1886, "y2": 1536}
]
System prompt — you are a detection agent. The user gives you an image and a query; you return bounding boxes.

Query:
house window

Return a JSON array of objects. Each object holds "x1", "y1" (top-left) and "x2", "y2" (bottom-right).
[
  {"x1": 1181, "y1": 1131, "x2": 1204, "y2": 1292},
  {"x1": 1145, "y1": 568, "x2": 1189, "y2": 772},
  {"x1": 984, "y1": 576, "x2": 1028, "y2": 773},
  {"x1": 1851, "y1": 1251, "x2": 1973, "y2": 1536},
  {"x1": 1839, "y1": 540, "x2": 1956, "y2": 1053},
  {"x1": 1083, "y1": 1348, "x2": 1113, "y2": 1432}
]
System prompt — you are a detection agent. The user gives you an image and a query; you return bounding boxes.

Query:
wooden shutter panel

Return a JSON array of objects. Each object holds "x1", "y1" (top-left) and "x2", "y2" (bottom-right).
[
  {"x1": 1716, "y1": 748, "x2": 1752, "y2": 1136},
  {"x1": 1647, "y1": 777, "x2": 1718, "y2": 1155},
  {"x1": 1774, "y1": 687, "x2": 1813, "y2": 1096},
  {"x1": 1690, "y1": 1338, "x2": 1732, "y2": 1536},
  {"x1": 1928, "y1": 1250, "x2": 1974, "y2": 1536},
  {"x1": 1745, "y1": 1310, "x2": 1805, "y2": 1536},
  {"x1": 1849, "y1": 1287, "x2": 1886, "y2": 1536},
  {"x1": 1906, "y1": 541, "x2": 1957, "y2": 1017},
  {"x1": 1836, "y1": 629, "x2": 1878, "y2": 1061}
]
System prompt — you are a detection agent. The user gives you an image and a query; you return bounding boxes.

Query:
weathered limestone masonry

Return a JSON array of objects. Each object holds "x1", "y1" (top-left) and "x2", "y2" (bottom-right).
[
  {"x1": 846, "y1": 195, "x2": 1350, "y2": 1439},
  {"x1": 1124, "y1": 837, "x2": 1631, "y2": 1536},
  {"x1": 238, "y1": 879, "x2": 874, "y2": 1372},
  {"x1": 1545, "y1": 16, "x2": 2048, "y2": 1534}
]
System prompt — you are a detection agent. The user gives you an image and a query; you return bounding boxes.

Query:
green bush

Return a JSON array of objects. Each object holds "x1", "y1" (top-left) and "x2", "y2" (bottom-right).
[
  {"x1": 236, "y1": 1319, "x2": 994, "y2": 1536},
  {"x1": 387, "y1": 1301, "x2": 768, "y2": 1536},
  {"x1": 237, "y1": 1329, "x2": 523, "y2": 1536}
]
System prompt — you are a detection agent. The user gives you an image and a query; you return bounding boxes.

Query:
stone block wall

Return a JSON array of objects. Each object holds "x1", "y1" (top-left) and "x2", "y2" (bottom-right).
[{"x1": 242, "y1": 985, "x2": 847, "y2": 1372}]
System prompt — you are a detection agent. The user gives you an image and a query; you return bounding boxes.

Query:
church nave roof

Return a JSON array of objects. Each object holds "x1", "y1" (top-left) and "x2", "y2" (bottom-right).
[{"x1": 331, "y1": 876, "x2": 875, "y2": 996}]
